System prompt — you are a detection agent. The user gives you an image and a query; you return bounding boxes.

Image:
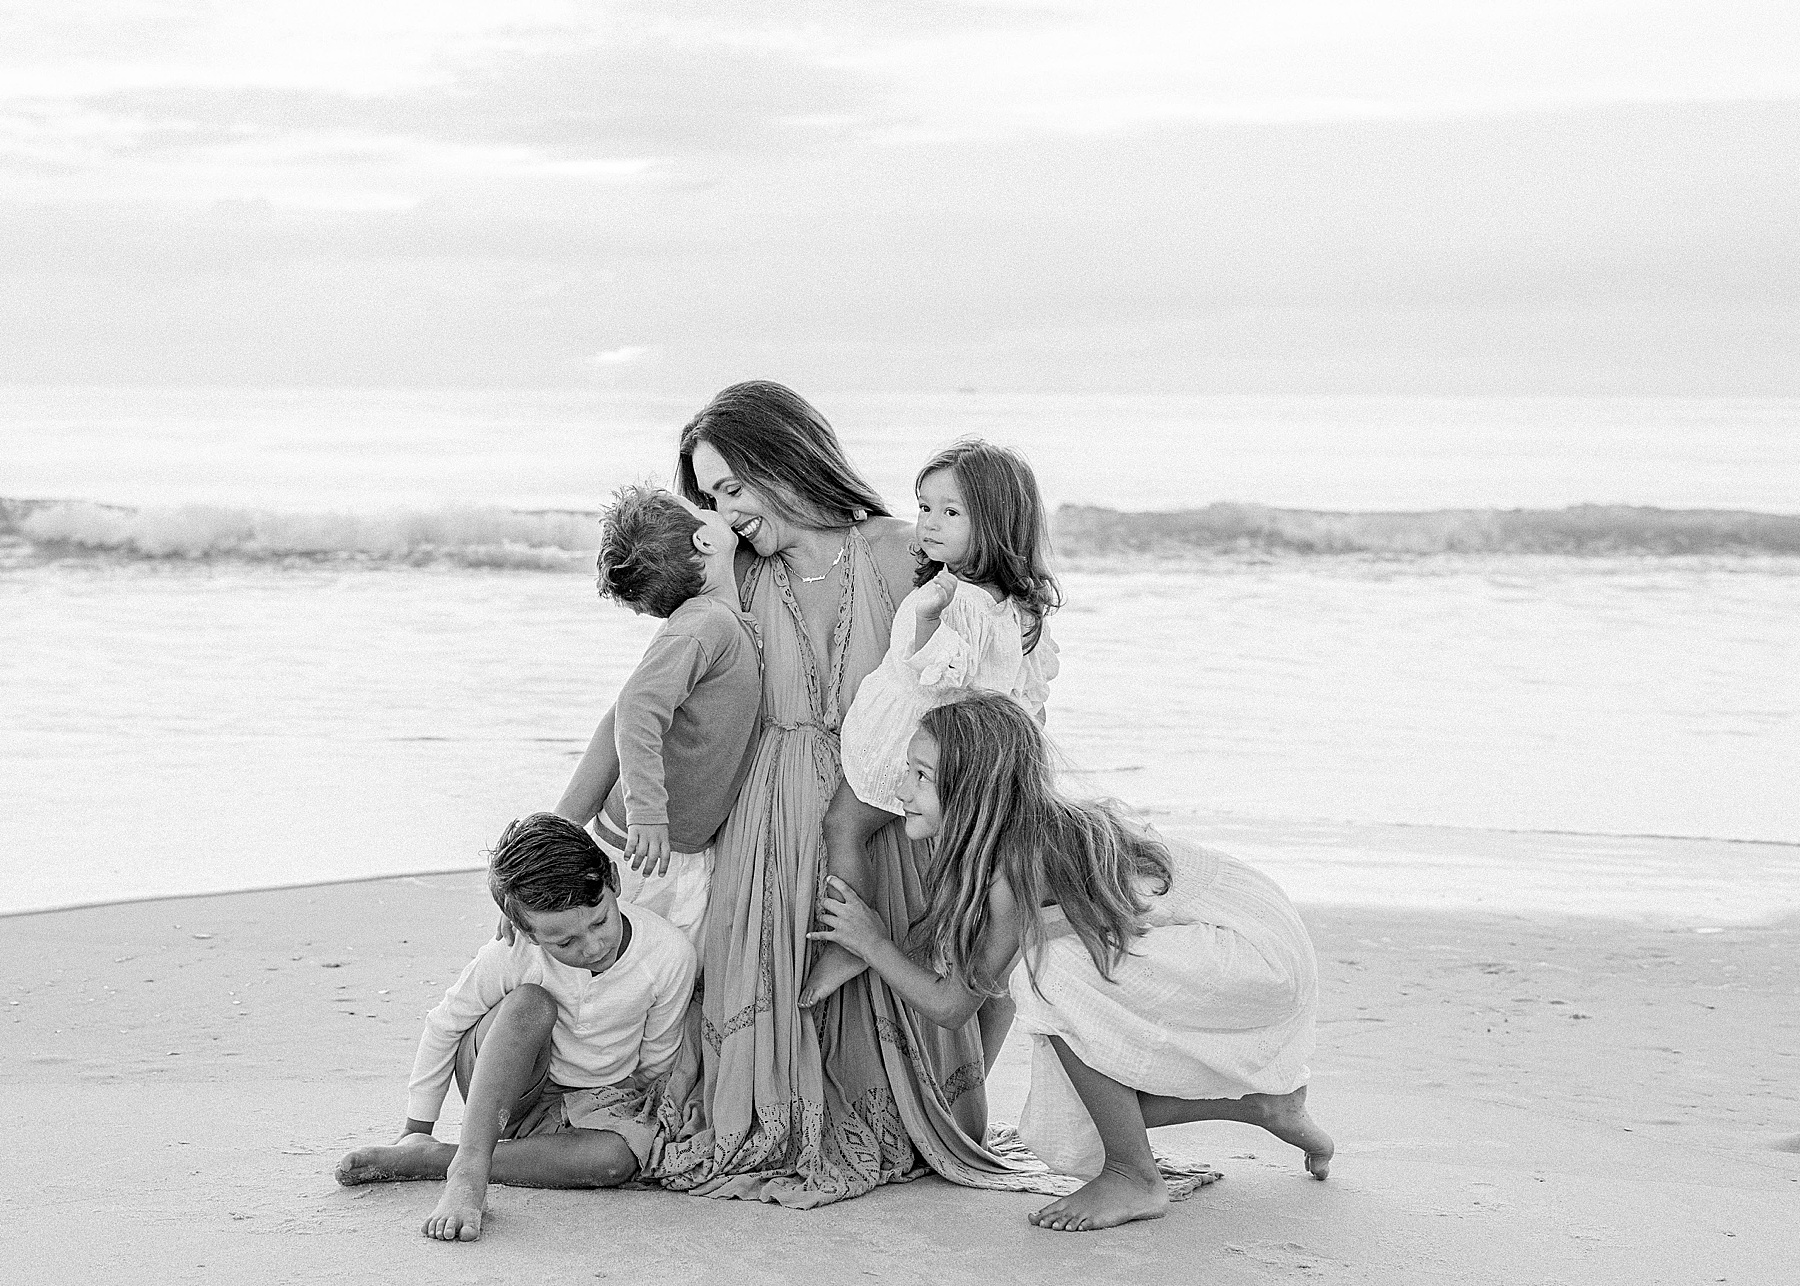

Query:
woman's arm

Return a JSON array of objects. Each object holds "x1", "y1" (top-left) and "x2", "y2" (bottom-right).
[
  {"x1": 807, "y1": 875, "x2": 1022, "y2": 1029},
  {"x1": 554, "y1": 704, "x2": 620, "y2": 826}
]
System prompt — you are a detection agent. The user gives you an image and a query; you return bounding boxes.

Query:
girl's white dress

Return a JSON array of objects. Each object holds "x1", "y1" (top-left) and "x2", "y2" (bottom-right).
[
  {"x1": 840, "y1": 578, "x2": 1058, "y2": 814},
  {"x1": 1010, "y1": 837, "x2": 1318, "y2": 1178}
]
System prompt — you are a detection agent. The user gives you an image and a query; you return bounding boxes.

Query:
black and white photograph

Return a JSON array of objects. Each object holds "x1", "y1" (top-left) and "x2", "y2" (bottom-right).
[{"x1": 3, "y1": 3, "x2": 1796, "y2": 1282}]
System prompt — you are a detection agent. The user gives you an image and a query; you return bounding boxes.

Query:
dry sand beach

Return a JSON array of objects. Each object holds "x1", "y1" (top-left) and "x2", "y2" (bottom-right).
[{"x1": 8, "y1": 822, "x2": 1796, "y2": 1286}]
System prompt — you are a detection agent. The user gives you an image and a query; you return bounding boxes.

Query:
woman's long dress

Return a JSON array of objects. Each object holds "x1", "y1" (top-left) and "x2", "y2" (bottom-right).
[{"x1": 639, "y1": 526, "x2": 1073, "y2": 1206}]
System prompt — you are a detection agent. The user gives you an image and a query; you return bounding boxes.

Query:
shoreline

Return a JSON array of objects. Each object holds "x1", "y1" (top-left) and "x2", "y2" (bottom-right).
[
  {"x1": 7, "y1": 870, "x2": 1797, "y2": 1284},
  {"x1": 5, "y1": 815, "x2": 1794, "y2": 922}
]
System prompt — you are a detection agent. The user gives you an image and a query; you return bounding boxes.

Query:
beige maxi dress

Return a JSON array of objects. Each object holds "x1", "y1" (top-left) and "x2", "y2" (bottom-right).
[{"x1": 638, "y1": 526, "x2": 1081, "y2": 1205}]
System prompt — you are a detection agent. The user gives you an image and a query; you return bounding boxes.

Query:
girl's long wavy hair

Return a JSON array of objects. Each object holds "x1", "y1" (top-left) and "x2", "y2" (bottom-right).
[
  {"x1": 676, "y1": 381, "x2": 889, "y2": 530},
  {"x1": 913, "y1": 439, "x2": 1060, "y2": 652},
  {"x1": 914, "y1": 693, "x2": 1172, "y2": 996}
]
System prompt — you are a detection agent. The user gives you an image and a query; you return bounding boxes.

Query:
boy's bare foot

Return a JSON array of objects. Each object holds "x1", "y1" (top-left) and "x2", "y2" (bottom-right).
[
  {"x1": 1029, "y1": 1164, "x2": 1169, "y2": 1232},
  {"x1": 422, "y1": 1170, "x2": 487, "y2": 1242},
  {"x1": 1247, "y1": 1086, "x2": 1334, "y2": 1179},
  {"x1": 334, "y1": 1133, "x2": 451, "y2": 1186},
  {"x1": 798, "y1": 943, "x2": 867, "y2": 1008}
]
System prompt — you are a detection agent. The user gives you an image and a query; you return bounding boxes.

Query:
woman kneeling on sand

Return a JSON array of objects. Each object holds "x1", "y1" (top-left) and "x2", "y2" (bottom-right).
[{"x1": 809, "y1": 691, "x2": 1333, "y2": 1231}]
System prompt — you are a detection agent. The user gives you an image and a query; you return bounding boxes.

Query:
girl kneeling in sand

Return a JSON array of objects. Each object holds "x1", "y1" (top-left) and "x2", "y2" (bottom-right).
[{"x1": 809, "y1": 691, "x2": 1333, "y2": 1232}]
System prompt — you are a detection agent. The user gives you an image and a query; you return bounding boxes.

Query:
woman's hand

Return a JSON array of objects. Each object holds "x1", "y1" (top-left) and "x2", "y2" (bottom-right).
[{"x1": 806, "y1": 876, "x2": 888, "y2": 960}]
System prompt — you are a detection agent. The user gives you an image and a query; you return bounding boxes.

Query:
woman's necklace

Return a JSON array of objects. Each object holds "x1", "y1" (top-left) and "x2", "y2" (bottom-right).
[{"x1": 792, "y1": 533, "x2": 850, "y2": 584}]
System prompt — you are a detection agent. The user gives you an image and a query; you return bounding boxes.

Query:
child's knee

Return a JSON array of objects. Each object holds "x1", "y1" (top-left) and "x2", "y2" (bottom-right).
[
  {"x1": 578, "y1": 1135, "x2": 639, "y2": 1187},
  {"x1": 506, "y1": 983, "x2": 558, "y2": 1027}
]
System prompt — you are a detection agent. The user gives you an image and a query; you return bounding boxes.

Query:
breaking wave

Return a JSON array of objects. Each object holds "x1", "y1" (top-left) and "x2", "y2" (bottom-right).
[
  {"x1": 6, "y1": 497, "x2": 1798, "y2": 567},
  {"x1": 1055, "y1": 503, "x2": 1800, "y2": 558},
  {"x1": 3, "y1": 499, "x2": 596, "y2": 569}
]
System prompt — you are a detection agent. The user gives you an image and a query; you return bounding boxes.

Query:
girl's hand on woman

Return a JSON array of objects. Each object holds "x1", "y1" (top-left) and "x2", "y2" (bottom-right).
[{"x1": 807, "y1": 876, "x2": 888, "y2": 960}]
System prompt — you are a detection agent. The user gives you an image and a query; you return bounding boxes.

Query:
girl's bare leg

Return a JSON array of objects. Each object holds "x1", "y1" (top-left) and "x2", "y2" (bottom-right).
[
  {"x1": 976, "y1": 994, "x2": 1015, "y2": 1073},
  {"x1": 1139, "y1": 1085, "x2": 1333, "y2": 1179},
  {"x1": 425, "y1": 983, "x2": 557, "y2": 1242},
  {"x1": 1030, "y1": 1036, "x2": 1169, "y2": 1232},
  {"x1": 799, "y1": 784, "x2": 898, "y2": 1008}
]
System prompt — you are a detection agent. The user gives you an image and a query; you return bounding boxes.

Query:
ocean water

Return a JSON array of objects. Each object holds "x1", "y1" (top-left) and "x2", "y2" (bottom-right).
[
  {"x1": 7, "y1": 386, "x2": 1800, "y2": 514},
  {"x1": 3, "y1": 387, "x2": 1797, "y2": 918}
]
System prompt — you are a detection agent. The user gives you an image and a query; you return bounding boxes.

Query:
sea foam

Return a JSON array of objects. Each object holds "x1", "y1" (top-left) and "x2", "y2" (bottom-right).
[
  {"x1": 5, "y1": 498, "x2": 595, "y2": 568},
  {"x1": 1056, "y1": 503, "x2": 1800, "y2": 557},
  {"x1": 6, "y1": 497, "x2": 1798, "y2": 567}
]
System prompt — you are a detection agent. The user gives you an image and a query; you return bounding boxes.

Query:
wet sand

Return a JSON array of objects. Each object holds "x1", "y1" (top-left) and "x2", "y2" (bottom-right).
[{"x1": 6, "y1": 865, "x2": 1797, "y2": 1285}]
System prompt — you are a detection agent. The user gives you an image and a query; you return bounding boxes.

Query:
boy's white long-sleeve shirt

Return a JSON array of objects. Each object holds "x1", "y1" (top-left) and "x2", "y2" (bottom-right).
[{"x1": 405, "y1": 901, "x2": 696, "y2": 1124}]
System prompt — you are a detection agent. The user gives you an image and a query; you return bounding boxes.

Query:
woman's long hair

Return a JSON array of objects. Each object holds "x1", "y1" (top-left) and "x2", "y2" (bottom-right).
[
  {"x1": 914, "y1": 693, "x2": 1172, "y2": 995},
  {"x1": 912, "y1": 439, "x2": 1060, "y2": 652},
  {"x1": 676, "y1": 381, "x2": 889, "y2": 529}
]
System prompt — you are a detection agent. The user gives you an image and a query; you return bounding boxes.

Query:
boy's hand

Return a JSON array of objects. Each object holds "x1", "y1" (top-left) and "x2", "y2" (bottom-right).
[
  {"x1": 627, "y1": 823, "x2": 671, "y2": 876},
  {"x1": 915, "y1": 569, "x2": 958, "y2": 620}
]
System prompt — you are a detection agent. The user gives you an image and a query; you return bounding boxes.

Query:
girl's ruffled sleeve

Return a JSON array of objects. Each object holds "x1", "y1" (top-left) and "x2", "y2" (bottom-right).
[
  {"x1": 905, "y1": 593, "x2": 988, "y2": 694},
  {"x1": 1018, "y1": 622, "x2": 1059, "y2": 714}
]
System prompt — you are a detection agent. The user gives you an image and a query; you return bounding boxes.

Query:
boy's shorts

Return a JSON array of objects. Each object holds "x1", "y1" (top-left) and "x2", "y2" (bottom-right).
[
  {"x1": 455, "y1": 1011, "x2": 659, "y2": 1170},
  {"x1": 590, "y1": 812, "x2": 712, "y2": 951}
]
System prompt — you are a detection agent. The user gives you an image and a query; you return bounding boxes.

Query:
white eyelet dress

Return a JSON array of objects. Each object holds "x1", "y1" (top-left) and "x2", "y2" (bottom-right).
[
  {"x1": 1011, "y1": 836, "x2": 1319, "y2": 1178},
  {"x1": 839, "y1": 578, "x2": 1059, "y2": 814}
]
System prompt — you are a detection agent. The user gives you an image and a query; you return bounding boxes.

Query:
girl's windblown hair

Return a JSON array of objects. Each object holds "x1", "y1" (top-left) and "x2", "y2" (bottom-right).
[
  {"x1": 913, "y1": 440, "x2": 1060, "y2": 652},
  {"x1": 915, "y1": 693, "x2": 1172, "y2": 995}
]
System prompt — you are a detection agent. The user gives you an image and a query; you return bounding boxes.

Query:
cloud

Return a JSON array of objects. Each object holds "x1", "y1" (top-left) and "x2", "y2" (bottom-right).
[
  {"x1": 1, "y1": 2, "x2": 1797, "y2": 392},
  {"x1": 591, "y1": 346, "x2": 655, "y2": 366}
]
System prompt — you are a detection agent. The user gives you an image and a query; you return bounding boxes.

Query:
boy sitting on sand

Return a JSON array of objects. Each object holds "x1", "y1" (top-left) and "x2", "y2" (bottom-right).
[
  {"x1": 335, "y1": 813, "x2": 697, "y2": 1241},
  {"x1": 554, "y1": 483, "x2": 762, "y2": 947}
]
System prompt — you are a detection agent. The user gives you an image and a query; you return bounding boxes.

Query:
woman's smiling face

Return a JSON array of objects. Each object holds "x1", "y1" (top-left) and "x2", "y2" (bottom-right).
[{"x1": 689, "y1": 441, "x2": 794, "y2": 557}]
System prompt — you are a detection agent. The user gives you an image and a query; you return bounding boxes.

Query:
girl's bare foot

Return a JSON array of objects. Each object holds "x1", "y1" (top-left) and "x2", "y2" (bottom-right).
[
  {"x1": 334, "y1": 1133, "x2": 451, "y2": 1186},
  {"x1": 422, "y1": 1171, "x2": 486, "y2": 1242},
  {"x1": 1247, "y1": 1086, "x2": 1334, "y2": 1179},
  {"x1": 1028, "y1": 1164, "x2": 1169, "y2": 1232},
  {"x1": 798, "y1": 943, "x2": 866, "y2": 1008}
]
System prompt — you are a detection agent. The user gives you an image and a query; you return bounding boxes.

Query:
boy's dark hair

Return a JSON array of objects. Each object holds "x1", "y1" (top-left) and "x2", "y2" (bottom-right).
[
  {"x1": 487, "y1": 813, "x2": 617, "y2": 934},
  {"x1": 597, "y1": 484, "x2": 706, "y2": 618}
]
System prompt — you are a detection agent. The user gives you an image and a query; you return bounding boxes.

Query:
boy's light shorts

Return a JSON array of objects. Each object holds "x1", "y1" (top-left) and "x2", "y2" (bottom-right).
[
  {"x1": 455, "y1": 1016, "x2": 659, "y2": 1170},
  {"x1": 590, "y1": 812, "x2": 712, "y2": 951}
]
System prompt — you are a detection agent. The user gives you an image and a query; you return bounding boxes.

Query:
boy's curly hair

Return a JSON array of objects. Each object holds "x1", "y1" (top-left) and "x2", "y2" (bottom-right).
[
  {"x1": 487, "y1": 813, "x2": 617, "y2": 934},
  {"x1": 597, "y1": 484, "x2": 706, "y2": 618}
]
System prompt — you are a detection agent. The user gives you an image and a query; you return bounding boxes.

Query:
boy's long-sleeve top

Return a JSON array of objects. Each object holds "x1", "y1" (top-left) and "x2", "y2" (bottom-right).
[
  {"x1": 405, "y1": 902, "x2": 696, "y2": 1124},
  {"x1": 604, "y1": 594, "x2": 761, "y2": 853}
]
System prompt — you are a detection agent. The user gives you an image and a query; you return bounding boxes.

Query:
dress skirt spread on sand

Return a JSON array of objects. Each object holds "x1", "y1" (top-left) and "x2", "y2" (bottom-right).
[{"x1": 1011, "y1": 838, "x2": 1319, "y2": 1179}]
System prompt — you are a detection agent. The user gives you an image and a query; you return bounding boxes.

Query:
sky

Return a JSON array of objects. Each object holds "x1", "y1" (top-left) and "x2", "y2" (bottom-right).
[{"x1": 3, "y1": 0, "x2": 1797, "y2": 394}]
